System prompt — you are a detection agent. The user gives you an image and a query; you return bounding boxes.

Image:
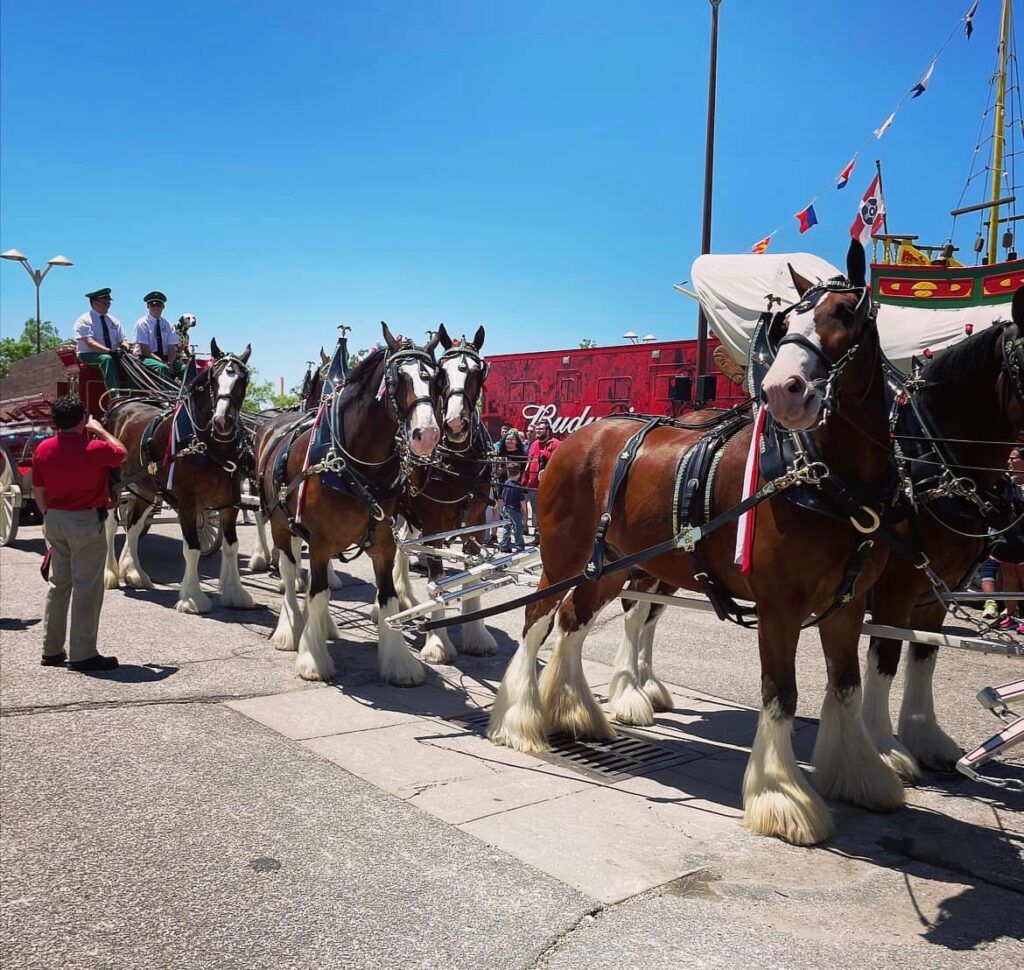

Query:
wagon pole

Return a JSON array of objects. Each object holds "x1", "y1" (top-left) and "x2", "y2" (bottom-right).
[
  {"x1": 0, "y1": 250, "x2": 74, "y2": 353},
  {"x1": 695, "y1": 0, "x2": 723, "y2": 396}
]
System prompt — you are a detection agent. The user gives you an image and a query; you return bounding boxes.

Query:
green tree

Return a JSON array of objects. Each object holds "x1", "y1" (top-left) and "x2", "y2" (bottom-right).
[
  {"x1": 243, "y1": 366, "x2": 299, "y2": 413},
  {"x1": 578, "y1": 338, "x2": 597, "y2": 349},
  {"x1": 0, "y1": 319, "x2": 63, "y2": 378}
]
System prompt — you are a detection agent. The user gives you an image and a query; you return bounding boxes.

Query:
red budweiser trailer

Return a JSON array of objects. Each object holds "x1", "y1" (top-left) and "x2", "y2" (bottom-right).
[{"x1": 480, "y1": 336, "x2": 745, "y2": 437}]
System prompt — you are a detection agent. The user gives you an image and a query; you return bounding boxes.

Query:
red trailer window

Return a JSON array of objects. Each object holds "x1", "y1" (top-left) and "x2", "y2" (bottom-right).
[
  {"x1": 556, "y1": 370, "x2": 580, "y2": 404},
  {"x1": 597, "y1": 376, "x2": 631, "y2": 402},
  {"x1": 509, "y1": 380, "x2": 540, "y2": 405}
]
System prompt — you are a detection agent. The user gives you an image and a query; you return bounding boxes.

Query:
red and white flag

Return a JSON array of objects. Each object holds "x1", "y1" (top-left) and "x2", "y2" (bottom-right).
[{"x1": 850, "y1": 174, "x2": 886, "y2": 246}]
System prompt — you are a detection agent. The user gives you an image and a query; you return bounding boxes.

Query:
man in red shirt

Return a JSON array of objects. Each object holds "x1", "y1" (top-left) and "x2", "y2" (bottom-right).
[
  {"x1": 524, "y1": 418, "x2": 560, "y2": 543},
  {"x1": 33, "y1": 396, "x2": 126, "y2": 671}
]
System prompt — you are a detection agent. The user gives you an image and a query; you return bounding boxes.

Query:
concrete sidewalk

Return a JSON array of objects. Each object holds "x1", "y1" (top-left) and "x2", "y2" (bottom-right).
[{"x1": 2, "y1": 522, "x2": 1021, "y2": 969}]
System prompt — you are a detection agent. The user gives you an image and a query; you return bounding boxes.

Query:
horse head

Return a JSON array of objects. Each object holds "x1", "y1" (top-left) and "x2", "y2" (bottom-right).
[
  {"x1": 200, "y1": 339, "x2": 252, "y2": 441},
  {"x1": 761, "y1": 240, "x2": 875, "y2": 431},
  {"x1": 436, "y1": 324, "x2": 488, "y2": 444},
  {"x1": 381, "y1": 322, "x2": 442, "y2": 458}
]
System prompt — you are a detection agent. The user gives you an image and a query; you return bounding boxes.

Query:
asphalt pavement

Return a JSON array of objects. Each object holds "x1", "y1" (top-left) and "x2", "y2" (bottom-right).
[{"x1": 1, "y1": 521, "x2": 1021, "y2": 969}]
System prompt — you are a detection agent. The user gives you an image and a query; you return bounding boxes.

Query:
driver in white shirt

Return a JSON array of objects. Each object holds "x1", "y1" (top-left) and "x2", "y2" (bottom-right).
[{"x1": 133, "y1": 291, "x2": 183, "y2": 379}]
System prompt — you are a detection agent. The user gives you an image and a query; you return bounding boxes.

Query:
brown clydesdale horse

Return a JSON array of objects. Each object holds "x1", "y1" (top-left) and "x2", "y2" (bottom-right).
[
  {"x1": 253, "y1": 323, "x2": 443, "y2": 684},
  {"x1": 102, "y1": 339, "x2": 254, "y2": 613},
  {"x1": 391, "y1": 324, "x2": 498, "y2": 662},
  {"x1": 488, "y1": 241, "x2": 903, "y2": 845},
  {"x1": 612, "y1": 286, "x2": 1024, "y2": 787}
]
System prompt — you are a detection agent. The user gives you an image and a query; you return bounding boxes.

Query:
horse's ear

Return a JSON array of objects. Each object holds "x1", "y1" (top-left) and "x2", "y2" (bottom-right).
[
  {"x1": 1012, "y1": 285, "x2": 1024, "y2": 329},
  {"x1": 239, "y1": 344, "x2": 252, "y2": 364},
  {"x1": 424, "y1": 329, "x2": 441, "y2": 358},
  {"x1": 788, "y1": 264, "x2": 813, "y2": 298},
  {"x1": 210, "y1": 337, "x2": 223, "y2": 359},
  {"x1": 847, "y1": 239, "x2": 867, "y2": 289},
  {"x1": 320, "y1": 347, "x2": 329, "y2": 365},
  {"x1": 437, "y1": 323, "x2": 453, "y2": 351},
  {"x1": 472, "y1": 325, "x2": 485, "y2": 351},
  {"x1": 381, "y1": 321, "x2": 398, "y2": 351}
]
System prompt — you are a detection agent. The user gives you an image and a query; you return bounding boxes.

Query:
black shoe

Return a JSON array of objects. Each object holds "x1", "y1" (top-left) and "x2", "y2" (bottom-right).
[
  {"x1": 41, "y1": 653, "x2": 66, "y2": 667},
  {"x1": 67, "y1": 654, "x2": 119, "y2": 672}
]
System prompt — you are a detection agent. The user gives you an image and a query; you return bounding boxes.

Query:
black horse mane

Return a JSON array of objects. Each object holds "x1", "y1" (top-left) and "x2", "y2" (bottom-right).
[
  {"x1": 337, "y1": 346, "x2": 388, "y2": 408},
  {"x1": 920, "y1": 322, "x2": 1004, "y2": 392}
]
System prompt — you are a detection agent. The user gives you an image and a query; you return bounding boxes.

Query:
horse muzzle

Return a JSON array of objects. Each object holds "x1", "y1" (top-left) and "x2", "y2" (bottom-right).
[
  {"x1": 409, "y1": 424, "x2": 441, "y2": 457},
  {"x1": 761, "y1": 374, "x2": 822, "y2": 431}
]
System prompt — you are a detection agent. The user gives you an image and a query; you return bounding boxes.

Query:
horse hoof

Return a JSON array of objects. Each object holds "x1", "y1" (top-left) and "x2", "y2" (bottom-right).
[
  {"x1": 609, "y1": 680, "x2": 655, "y2": 726},
  {"x1": 248, "y1": 551, "x2": 270, "y2": 573},
  {"x1": 459, "y1": 625, "x2": 497, "y2": 657},
  {"x1": 379, "y1": 651, "x2": 425, "y2": 687},
  {"x1": 487, "y1": 706, "x2": 550, "y2": 753},
  {"x1": 176, "y1": 594, "x2": 211, "y2": 615},
  {"x1": 122, "y1": 569, "x2": 154, "y2": 591},
  {"x1": 641, "y1": 678, "x2": 674, "y2": 712},
  {"x1": 876, "y1": 737, "x2": 922, "y2": 785},
  {"x1": 220, "y1": 589, "x2": 256, "y2": 610},
  {"x1": 899, "y1": 719, "x2": 963, "y2": 772},
  {"x1": 420, "y1": 634, "x2": 457, "y2": 665},
  {"x1": 295, "y1": 654, "x2": 334, "y2": 681},
  {"x1": 741, "y1": 788, "x2": 835, "y2": 846},
  {"x1": 104, "y1": 570, "x2": 120, "y2": 590}
]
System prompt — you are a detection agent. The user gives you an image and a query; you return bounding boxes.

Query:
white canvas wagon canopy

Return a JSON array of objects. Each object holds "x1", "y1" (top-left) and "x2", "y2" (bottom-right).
[{"x1": 691, "y1": 252, "x2": 1012, "y2": 371}]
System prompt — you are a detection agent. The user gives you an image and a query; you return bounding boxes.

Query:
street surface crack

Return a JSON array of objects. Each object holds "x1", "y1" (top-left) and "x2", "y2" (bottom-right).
[{"x1": 526, "y1": 904, "x2": 605, "y2": 968}]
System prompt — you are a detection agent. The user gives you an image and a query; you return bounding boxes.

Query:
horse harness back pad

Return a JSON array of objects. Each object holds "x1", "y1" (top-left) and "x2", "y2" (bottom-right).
[{"x1": 672, "y1": 410, "x2": 757, "y2": 626}]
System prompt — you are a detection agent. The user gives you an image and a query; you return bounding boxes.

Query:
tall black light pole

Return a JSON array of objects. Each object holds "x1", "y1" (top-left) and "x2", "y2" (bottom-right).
[{"x1": 695, "y1": 0, "x2": 722, "y2": 390}]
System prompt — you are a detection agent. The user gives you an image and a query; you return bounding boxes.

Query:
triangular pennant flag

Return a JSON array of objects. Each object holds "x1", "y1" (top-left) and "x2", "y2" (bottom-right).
[
  {"x1": 874, "y1": 111, "x2": 897, "y2": 139},
  {"x1": 911, "y1": 60, "x2": 935, "y2": 98},
  {"x1": 837, "y1": 156, "x2": 857, "y2": 189},
  {"x1": 751, "y1": 233, "x2": 775, "y2": 254},
  {"x1": 965, "y1": 0, "x2": 979, "y2": 39}
]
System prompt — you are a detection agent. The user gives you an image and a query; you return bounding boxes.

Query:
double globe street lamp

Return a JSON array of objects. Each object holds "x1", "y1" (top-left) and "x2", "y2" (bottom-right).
[{"x1": 1, "y1": 249, "x2": 74, "y2": 353}]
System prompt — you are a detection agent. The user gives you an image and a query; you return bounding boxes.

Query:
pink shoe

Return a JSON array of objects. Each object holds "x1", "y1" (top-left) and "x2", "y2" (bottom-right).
[
  {"x1": 997, "y1": 614, "x2": 1016, "y2": 630},
  {"x1": 1016, "y1": 621, "x2": 1024, "y2": 635}
]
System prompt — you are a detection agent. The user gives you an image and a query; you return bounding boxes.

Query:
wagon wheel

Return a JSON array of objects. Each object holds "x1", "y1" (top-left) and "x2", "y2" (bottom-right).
[
  {"x1": 0, "y1": 446, "x2": 21, "y2": 546},
  {"x1": 197, "y1": 509, "x2": 223, "y2": 557}
]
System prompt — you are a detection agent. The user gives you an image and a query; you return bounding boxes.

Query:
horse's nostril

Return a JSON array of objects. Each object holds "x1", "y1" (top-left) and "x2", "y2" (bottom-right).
[{"x1": 785, "y1": 377, "x2": 805, "y2": 395}]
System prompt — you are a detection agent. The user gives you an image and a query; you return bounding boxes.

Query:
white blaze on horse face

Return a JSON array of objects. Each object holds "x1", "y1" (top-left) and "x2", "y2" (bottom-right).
[
  {"x1": 442, "y1": 354, "x2": 477, "y2": 438},
  {"x1": 401, "y1": 360, "x2": 441, "y2": 457},
  {"x1": 760, "y1": 307, "x2": 824, "y2": 432},
  {"x1": 213, "y1": 361, "x2": 242, "y2": 433}
]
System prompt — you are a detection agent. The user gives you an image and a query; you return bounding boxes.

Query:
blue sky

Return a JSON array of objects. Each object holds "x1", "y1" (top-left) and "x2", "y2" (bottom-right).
[{"x1": 0, "y1": 1, "x2": 1012, "y2": 386}]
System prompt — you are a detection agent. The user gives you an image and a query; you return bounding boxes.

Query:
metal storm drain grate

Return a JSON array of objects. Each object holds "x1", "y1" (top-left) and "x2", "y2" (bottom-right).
[{"x1": 448, "y1": 709, "x2": 688, "y2": 783}]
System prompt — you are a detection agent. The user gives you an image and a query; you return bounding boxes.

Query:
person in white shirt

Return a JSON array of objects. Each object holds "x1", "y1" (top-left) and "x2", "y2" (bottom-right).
[
  {"x1": 74, "y1": 288, "x2": 129, "y2": 395},
  {"x1": 133, "y1": 291, "x2": 183, "y2": 380}
]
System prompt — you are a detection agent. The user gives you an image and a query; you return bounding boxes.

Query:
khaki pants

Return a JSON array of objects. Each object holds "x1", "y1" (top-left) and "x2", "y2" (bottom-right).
[{"x1": 42, "y1": 509, "x2": 107, "y2": 662}]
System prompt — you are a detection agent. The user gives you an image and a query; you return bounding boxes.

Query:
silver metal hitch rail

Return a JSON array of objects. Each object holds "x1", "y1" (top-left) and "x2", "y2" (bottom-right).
[
  {"x1": 956, "y1": 678, "x2": 1024, "y2": 792},
  {"x1": 387, "y1": 518, "x2": 542, "y2": 631}
]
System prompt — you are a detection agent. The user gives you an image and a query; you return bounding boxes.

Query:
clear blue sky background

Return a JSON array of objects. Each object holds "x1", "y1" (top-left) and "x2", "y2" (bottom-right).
[{"x1": 0, "y1": 0, "x2": 1012, "y2": 387}]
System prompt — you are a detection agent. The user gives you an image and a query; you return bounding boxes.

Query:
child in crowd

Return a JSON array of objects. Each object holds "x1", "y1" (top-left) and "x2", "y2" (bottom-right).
[{"x1": 498, "y1": 461, "x2": 527, "y2": 553}]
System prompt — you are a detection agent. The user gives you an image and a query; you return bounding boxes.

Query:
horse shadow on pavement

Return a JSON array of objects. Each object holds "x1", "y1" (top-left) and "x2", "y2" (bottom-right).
[{"x1": 606, "y1": 701, "x2": 1022, "y2": 951}]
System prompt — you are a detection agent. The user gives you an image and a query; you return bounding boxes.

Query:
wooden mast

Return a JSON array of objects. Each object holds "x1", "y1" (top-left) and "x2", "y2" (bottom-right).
[{"x1": 987, "y1": 0, "x2": 1013, "y2": 264}]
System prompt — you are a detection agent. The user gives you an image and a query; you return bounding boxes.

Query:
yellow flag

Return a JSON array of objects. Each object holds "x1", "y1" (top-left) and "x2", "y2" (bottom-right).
[{"x1": 897, "y1": 242, "x2": 930, "y2": 266}]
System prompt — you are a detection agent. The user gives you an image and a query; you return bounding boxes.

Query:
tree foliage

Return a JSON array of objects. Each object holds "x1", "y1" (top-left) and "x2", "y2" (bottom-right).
[
  {"x1": 578, "y1": 337, "x2": 597, "y2": 348},
  {"x1": 243, "y1": 366, "x2": 299, "y2": 413},
  {"x1": 0, "y1": 319, "x2": 63, "y2": 378}
]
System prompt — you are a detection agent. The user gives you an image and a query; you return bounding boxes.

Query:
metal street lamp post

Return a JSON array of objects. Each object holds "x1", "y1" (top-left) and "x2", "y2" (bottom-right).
[{"x1": 0, "y1": 249, "x2": 74, "y2": 353}]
